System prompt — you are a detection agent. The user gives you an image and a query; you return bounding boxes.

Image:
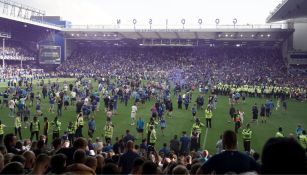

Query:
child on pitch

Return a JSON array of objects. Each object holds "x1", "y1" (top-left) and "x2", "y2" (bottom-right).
[
  {"x1": 239, "y1": 109, "x2": 245, "y2": 124},
  {"x1": 159, "y1": 117, "x2": 167, "y2": 136},
  {"x1": 35, "y1": 100, "x2": 43, "y2": 116},
  {"x1": 131, "y1": 103, "x2": 138, "y2": 125},
  {"x1": 276, "y1": 98, "x2": 280, "y2": 111},
  {"x1": 191, "y1": 104, "x2": 197, "y2": 121}
]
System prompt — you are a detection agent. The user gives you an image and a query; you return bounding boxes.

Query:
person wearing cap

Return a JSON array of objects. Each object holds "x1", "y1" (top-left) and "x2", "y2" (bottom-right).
[
  {"x1": 103, "y1": 122, "x2": 114, "y2": 143},
  {"x1": 242, "y1": 124, "x2": 252, "y2": 152},
  {"x1": 205, "y1": 107, "x2": 213, "y2": 128},
  {"x1": 275, "y1": 127, "x2": 284, "y2": 138}
]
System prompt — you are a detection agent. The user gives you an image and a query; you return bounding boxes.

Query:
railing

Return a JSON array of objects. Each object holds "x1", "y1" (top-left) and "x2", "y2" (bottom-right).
[{"x1": 65, "y1": 23, "x2": 284, "y2": 30}]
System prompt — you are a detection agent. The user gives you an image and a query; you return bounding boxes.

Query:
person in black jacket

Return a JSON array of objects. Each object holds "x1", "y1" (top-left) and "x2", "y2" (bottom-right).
[{"x1": 260, "y1": 104, "x2": 266, "y2": 123}]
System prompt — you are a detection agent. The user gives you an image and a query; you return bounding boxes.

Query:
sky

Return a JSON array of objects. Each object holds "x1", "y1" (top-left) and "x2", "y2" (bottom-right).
[{"x1": 13, "y1": 0, "x2": 282, "y2": 26}]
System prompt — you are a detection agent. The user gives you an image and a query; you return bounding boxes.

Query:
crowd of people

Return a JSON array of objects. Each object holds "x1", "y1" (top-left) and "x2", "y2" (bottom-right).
[
  {"x1": 0, "y1": 43, "x2": 36, "y2": 61},
  {"x1": 0, "y1": 129, "x2": 305, "y2": 174},
  {"x1": 55, "y1": 46, "x2": 307, "y2": 101},
  {"x1": 0, "y1": 45, "x2": 306, "y2": 174},
  {"x1": 0, "y1": 73, "x2": 306, "y2": 174}
]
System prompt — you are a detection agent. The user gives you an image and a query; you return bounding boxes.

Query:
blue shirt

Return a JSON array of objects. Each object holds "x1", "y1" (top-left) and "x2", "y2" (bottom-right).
[
  {"x1": 160, "y1": 120, "x2": 166, "y2": 128},
  {"x1": 159, "y1": 147, "x2": 170, "y2": 156},
  {"x1": 180, "y1": 135, "x2": 191, "y2": 151},
  {"x1": 88, "y1": 120, "x2": 96, "y2": 130},
  {"x1": 136, "y1": 119, "x2": 145, "y2": 129}
]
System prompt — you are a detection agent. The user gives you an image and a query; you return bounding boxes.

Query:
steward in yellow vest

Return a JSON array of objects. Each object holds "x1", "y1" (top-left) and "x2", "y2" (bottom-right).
[
  {"x1": 205, "y1": 108, "x2": 213, "y2": 128},
  {"x1": 0, "y1": 121, "x2": 6, "y2": 145},
  {"x1": 104, "y1": 122, "x2": 114, "y2": 143},
  {"x1": 275, "y1": 127, "x2": 284, "y2": 138},
  {"x1": 51, "y1": 117, "x2": 61, "y2": 140},
  {"x1": 30, "y1": 117, "x2": 40, "y2": 141},
  {"x1": 67, "y1": 121, "x2": 75, "y2": 144},
  {"x1": 242, "y1": 124, "x2": 252, "y2": 152},
  {"x1": 149, "y1": 126, "x2": 157, "y2": 146},
  {"x1": 14, "y1": 116, "x2": 22, "y2": 140}
]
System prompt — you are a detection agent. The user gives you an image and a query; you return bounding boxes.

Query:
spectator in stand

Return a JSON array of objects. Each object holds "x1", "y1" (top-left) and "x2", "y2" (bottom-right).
[
  {"x1": 66, "y1": 149, "x2": 95, "y2": 175},
  {"x1": 180, "y1": 131, "x2": 191, "y2": 155},
  {"x1": 130, "y1": 157, "x2": 144, "y2": 175},
  {"x1": 261, "y1": 137, "x2": 307, "y2": 174},
  {"x1": 22, "y1": 151, "x2": 36, "y2": 174},
  {"x1": 4, "y1": 133, "x2": 18, "y2": 154},
  {"x1": 170, "y1": 135, "x2": 180, "y2": 155},
  {"x1": 173, "y1": 165, "x2": 190, "y2": 175},
  {"x1": 0, "y1": 153, "x2": 3, "y2": 172},
  {"x1": 141, "y1": 160, "x2": 160, "y2": 174},
  {"x1": 118, "y1": 140, "x2": 140, "y2": 174},
  {"x1": 49, "y1": 153, "x2": 67, "y2": 174},
  {"x1": 30, "y1": 154, "x2": 50, "y2": 175},
  {"x1": 0, "y1": 162, "x2": 24, "y2": 174},
  {"x1": 57, "y1": 137, "x2": 88, "y2": 165},
  {"x1": 197, "y1": 130, "x2": 260, "y2": 174},
  {"x1": 123, "y1": 130, "x2": 135, "y2": 144}
]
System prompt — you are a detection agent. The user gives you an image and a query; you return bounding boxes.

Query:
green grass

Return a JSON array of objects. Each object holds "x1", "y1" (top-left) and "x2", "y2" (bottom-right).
[{"x1": 0, "y1": 78, "x2": 306, "y2": 155}]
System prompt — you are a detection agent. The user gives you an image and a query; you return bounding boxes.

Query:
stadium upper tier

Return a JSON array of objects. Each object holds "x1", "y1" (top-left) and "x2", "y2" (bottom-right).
[{"x1": 267, "y1": 0, "x2": 307, "y2": 22}]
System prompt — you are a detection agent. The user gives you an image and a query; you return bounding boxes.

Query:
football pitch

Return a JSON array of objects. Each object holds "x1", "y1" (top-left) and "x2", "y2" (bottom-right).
[{"x1": 0, "y1": 78, "x2": 306, "y2": 155}]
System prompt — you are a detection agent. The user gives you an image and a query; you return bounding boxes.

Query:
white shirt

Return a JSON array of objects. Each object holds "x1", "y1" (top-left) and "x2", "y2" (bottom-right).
[
  {"x1": 71, "y1": 91, "x2": 76, "y2": 98},
  {"x1": 9, "y1": 100, "x2": 15, "y2": 109},
  {"x1": 64, "y1": 85, "x2": 68, "y2": 91},
  {"x1": 131, "y1": 105, "x2": 137, "y2": 113}
]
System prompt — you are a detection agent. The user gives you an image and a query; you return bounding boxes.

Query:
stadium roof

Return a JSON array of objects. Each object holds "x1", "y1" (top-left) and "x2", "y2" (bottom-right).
[
  {"x1": 61, "y1": 24, "x2": 293, "y2": 45},
  {"x1": 62, "y1": 26, "x2": 293, "y2": 48},
  {"x1": 266, "y1": 0, "x2": 307, "y2": 23}
]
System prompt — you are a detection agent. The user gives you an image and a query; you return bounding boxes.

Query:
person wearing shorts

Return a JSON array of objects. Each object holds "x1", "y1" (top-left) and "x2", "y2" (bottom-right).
[
  {"x1": 136, "y1": 116, "x2": 145, "y2": 139},
  {"x1": 131, "y1": 103, "x2": 137, "y2": 125}
]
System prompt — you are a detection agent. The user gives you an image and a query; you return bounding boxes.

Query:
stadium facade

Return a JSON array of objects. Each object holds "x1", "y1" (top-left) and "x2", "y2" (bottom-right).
[{"x1": 0, "y1": 0, "x2": 306, "y2": 74}]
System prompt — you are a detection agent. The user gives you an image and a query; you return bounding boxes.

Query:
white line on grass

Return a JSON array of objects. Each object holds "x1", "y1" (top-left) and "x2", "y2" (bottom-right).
[{"x1": 203, "y1": 128, "x2": 209, "y2": 149}]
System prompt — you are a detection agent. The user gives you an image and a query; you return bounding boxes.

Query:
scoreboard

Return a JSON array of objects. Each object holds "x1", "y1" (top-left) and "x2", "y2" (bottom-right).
[{"x1": 39, "y1": 45, "x2": 61, "y2": 64}]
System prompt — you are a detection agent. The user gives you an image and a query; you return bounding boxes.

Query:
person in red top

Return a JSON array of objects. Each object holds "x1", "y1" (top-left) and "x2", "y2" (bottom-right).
[{"x1": 234, "y1": 110, "x2": 241, "y2": 134}]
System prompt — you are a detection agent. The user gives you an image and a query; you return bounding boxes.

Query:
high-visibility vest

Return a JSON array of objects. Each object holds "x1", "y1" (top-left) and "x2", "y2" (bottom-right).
[
  {"x1": 242, "y1": 129, "x2": 252, "y2": 140},
  {"x1": 205, "y1": 110, "x2": 212, "y2": 119},
  {"x1": 0, "y1": 124, "x2": 4, "y2": 135},
  {"x1": 15, "y1": 117, "x2": 22, "y2": 128},
  {"x1": 298, "y1": 134, "x2": 307, "y2": 149},
  {"x1": 32, "y1": 121, "x2": 39, "y2": 132},
  {"x1": 77, "y1": 117, "x2": 84, "y2": 126},
  {"x1": 52, "y1": 121, "x2": 61, "y2": 132},
  {"x1": 146, "y1": 122, "x2": 157, "y2": 133},
  {"x1": 150, "y1": 130, "x2": 157, "y2": 143},
  {"x1": 192, "y1": 123, "x2": 204, "y2": 134},
  {"x1": 104, "y1": 125, "x2": 113, "y2": 138},
  {"x1": 275, "y1": 132, "x2": 284, "y2": 138},
  {"x1": 67, "y1": 125, "x2": 75, "y2": 134}
]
